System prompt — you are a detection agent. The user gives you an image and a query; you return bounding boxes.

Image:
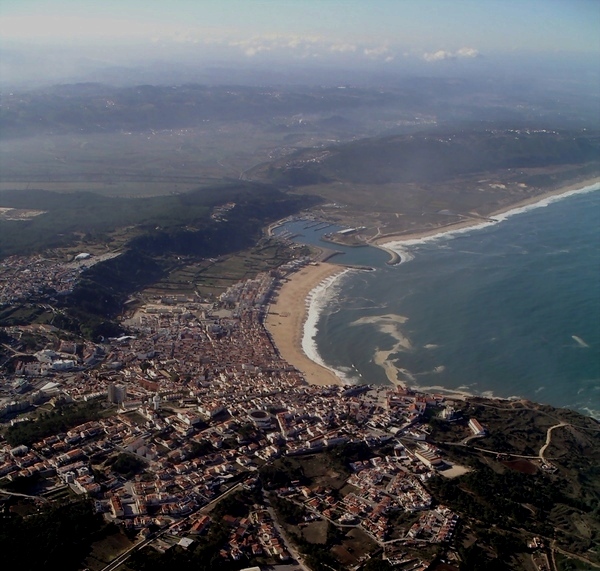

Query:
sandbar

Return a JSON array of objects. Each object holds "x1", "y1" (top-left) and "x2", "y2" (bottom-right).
[{"x1": 265, "y1": 262, "x2": 343, "y2": 385}]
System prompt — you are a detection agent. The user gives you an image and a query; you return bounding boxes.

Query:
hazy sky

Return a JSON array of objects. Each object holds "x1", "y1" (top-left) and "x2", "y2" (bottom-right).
[
  {"x1": 1, "y1": 0, "x2": 599, "y2": 55},
  {"x1": 0, "y1": 0, "x2": 598, "y2": 86}
]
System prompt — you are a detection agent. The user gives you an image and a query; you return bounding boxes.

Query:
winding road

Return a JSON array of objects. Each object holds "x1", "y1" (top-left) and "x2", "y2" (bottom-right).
[{"x1": 539, "y1": 422, "x2": 569, "y2": 462}]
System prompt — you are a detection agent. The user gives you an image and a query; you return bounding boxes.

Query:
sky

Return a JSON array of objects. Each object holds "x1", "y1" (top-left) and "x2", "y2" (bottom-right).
[{"x1": 0, "y1": 0, "x2": 599, "y2": 85}]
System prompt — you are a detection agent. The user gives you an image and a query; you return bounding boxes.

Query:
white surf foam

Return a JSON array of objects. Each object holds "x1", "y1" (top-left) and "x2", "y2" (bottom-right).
[
  {"x1": 382, "y1": 182, "x2": 600, "y2": 262},
  {"x1": 301, "y1": 268, "x2": 362, "y2": 384}
]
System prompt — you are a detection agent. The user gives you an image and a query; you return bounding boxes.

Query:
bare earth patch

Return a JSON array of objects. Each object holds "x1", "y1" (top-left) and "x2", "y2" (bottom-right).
[{"x1": 502, "y1": 459, "x2": 538, "y2": 475}]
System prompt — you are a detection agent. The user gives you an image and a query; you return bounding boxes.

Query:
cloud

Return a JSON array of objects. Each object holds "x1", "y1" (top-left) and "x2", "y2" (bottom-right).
[
  {"x1": 423, "y1": 47, "x2": 479, "y2": 62},
  {"x1": 226, "y1": 35, "x2": 395, "y2": 62},
  {"x1": 228, "y1": 34, "x2": 325, "y2": 57},
  {"x1": 330, "y1": 43, "x2": 357, "y2": 53},
  {"x1": 243, "y1": 45, "x2": 270, "y2": 57},
  {"x1": 456, "y1": 47, "x2": 479, "y2": 58},
  {"x1": 423, "y1": 50, "x2": 453, "y2": 62},
  {"x1": 363, "y1": 45, "x2": 392, "y2": 58}
]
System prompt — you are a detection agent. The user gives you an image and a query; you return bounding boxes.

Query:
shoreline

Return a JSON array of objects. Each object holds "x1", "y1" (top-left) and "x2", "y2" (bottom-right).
[
  {"x1": 264, "y1": 262, "x2": 346, "y2": 385},
  {"x1": 265, "y1": 176, "x2": 600, "y2": 392},
  {"x1": 373, "y1": 176, "x2": 600, "y2": 261}
]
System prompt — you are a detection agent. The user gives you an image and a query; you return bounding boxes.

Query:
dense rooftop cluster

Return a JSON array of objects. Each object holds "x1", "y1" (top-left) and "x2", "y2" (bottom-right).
[
  {"x1": 0, "y1": 257, "x2": 477, "y2": 567},
  {"x1": 0, "y1": 255, "x2": 86, "y2": 303}
]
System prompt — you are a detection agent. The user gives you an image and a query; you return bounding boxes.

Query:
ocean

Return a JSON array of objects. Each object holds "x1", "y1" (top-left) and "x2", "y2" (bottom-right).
[{"x1": 275, "y1": 184, "x2": 600, "y2": 418}]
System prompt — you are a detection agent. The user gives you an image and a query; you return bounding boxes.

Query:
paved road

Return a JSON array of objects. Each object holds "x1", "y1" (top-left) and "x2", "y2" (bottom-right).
[
  {"x1": 539, "y1": 422, "x2": 569, "y2": 462},
  {"x1": 100, "y1": 479, "x2": 248, "y2": 571},
  {"x1": 0, "y1": 487, "x2": 49, "y2": 502},
  {"x1": 264, "y1": 496, "x2": 311, "y2": 571}
]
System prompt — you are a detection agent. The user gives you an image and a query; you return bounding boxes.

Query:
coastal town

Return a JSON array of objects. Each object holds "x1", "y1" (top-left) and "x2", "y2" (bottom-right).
[
  {"x1": 0, "y1": 238, "x2": 596, "y2": 571},
  {"x1": 2, "y1": 3, "x2": 600, "y2": 564},
  {"x1": 0, "y1": 245, "x2": 499, "y2": 570}
]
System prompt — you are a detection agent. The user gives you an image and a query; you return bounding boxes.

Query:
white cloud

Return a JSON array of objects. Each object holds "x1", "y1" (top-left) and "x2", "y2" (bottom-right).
[
  {"x1": 423, "y1": 46, "x2": 480, "y2": 62},
  {"x1": 244, "y1": 45, "x2": 270, "y2": 57},
  {"x1": 363, "y1": 46, "x2": 394, "y2": 60},
  {"x1": 456, "y1": 47, "x2": 479, "y2": 58},
  {"x1": 228, "y1": 34, "x2": 326, "y2": 57},
  {"x1": 0, "y1": 15, "x2": 401, "y2": 64},
  {"x1": 226, "y1": 35, "x2": 395, "y2": 61},
  {"x1": 423, "y1": 50, "x2": 452, "y2": 62}
]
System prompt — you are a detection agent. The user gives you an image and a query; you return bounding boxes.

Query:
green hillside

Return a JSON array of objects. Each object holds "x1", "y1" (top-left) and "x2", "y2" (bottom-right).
[{"x1": 259, "y1": 129, "x2": 600, "y2": 186}]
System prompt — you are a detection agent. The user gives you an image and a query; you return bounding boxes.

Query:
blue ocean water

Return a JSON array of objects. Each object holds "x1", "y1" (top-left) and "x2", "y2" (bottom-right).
[{"x1": 277, "y1": 186, "x2": 600, "y2": 418}]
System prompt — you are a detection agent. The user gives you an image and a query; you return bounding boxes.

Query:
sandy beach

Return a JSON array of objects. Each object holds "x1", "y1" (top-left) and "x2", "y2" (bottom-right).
[
  {"x1": 264, "y1": 176, "x2": 600, "y2": 391},
  {"x1": 265, "y1": 262, "x2": 344, "y2": 385},
  {"x1": 373, "y1": 176, "x2": 600, "y2": 252}
]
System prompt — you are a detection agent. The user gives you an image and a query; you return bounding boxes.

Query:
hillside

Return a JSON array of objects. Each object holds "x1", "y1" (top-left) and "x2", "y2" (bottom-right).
[
  {"x1": 254, "y1": 129, "x2": 600, "y2": 186},
  {"x1": 0, "y1": 181, "x2": 316, "y2": 258},
  {"x1": 248, "y1": 128, "x2": 600, "y2": 241},
  {"x1": 0, "y1": 182, "x2": 319, "y2": 338}
]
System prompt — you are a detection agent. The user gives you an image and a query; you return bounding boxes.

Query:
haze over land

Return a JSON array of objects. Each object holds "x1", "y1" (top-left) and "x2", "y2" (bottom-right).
[
  {"x1": 1, "y1": 1, "x2": 598, "y2": 202},
  {"x1": 1, "y1": 0, "x2": 599, "y2": 88},
  {"x1": 0, "y1": 2, "x2": 600, "y2": 571}
]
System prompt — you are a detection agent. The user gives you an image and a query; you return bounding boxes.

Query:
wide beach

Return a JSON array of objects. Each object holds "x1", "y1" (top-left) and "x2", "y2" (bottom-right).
[
  {"x1": 265, "y1": 177, "x2": 600, "y2": 399},
  {"x1": 265, "y1": 262, "x2": 344, "y2": 385},
  {"x1": 300, "y1": 179, "x2": 599, "y2": 416}
]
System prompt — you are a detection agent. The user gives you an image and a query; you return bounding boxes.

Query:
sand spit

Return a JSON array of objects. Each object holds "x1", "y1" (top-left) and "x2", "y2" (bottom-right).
[{"x1": 350, "y1": 314, "x2": 415, "y2": 386}]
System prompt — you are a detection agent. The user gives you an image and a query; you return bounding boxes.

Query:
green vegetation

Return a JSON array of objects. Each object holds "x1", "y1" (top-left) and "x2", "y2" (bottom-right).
[
  {"x1": 260, "y1": 457, "x2": 307, "y2": 489},
  {"x1": 276, "y1": 519, "x2": 345, "y2": 571},
  {"x1": 111, "y1": 453, "x2": 146, "y2": 478},
  {"x1": 0, "y1": 181, "x2": 317, "y2": 259},
  {"x1": 363, "y1": 558, "x2": 394, "y2": 571},
  {"x1": 0, "y1": 182, "x2": 319, "y2": 338},
  {"x1": 82, "y1": 524, "x2": 135, "y2": 571},
  {"x1": 246, "y1": 128, "x2": 600, "y2": 242},
  {"x1": 329, "y1": 441, "x2": 373, "y2": 466},
  {"x1": 3, "y1": 400, "x2": 106, "y2": 447},
  {"x1": 426, "y1": 403, "x2": 600, "y2": 568},
  {"x1": 269, "y1": 495, "x2": 307, "y2": 525},
  {"x1": 556, "y1": 553, "x2": 597, "y2": 571},
  {"x1": 259, "y1": 444, "x2": 369, "y2": 491},
  {"x1": 188, "y1": 440, "x2": 215, "y2": 458},
  {"x1": 268, "y1": 500, "x2": 370, "y2": 570},
  {"x1": 263, "y1": 446, "x2": 385, "y2": 570},
  {"x1": 429, "y1": 465, "x2": 581, "y2": 532},
  {"x1": 151, "y1": 237, "x2": 309, "y2": 299},
  {"x1": 261, "y1": 130, "x2": 600, "y2": 186}
]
